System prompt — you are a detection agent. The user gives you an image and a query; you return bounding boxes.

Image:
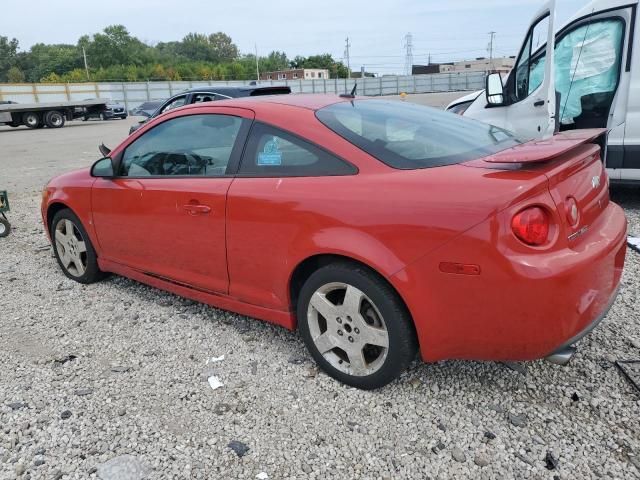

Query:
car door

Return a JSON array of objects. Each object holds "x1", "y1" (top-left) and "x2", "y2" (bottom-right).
[
  {"x1": 226, "y1": 122, "x2": 357, "y2": 310},
  {"x1": 91, "y1": 107, "x2": 254, "y2": 293},
  {"x1": 465, "y1": 0, "x2": 557, "y2": 139}
]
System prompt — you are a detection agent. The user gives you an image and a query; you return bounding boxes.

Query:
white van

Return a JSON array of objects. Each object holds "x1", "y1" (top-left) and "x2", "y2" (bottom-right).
[{"x1": 447, "y1": 0, "x2": 640, "y2": 183}]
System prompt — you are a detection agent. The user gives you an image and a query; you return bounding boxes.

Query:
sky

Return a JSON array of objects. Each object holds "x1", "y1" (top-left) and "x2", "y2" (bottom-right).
[{"x1": 2, "y1": 0, "x2": 589, "y2": 75}]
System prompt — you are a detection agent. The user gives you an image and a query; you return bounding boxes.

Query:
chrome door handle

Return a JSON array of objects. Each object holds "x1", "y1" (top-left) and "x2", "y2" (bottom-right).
[{"x1": 183, "y1": 204, "x2": 211, "y2": 215}]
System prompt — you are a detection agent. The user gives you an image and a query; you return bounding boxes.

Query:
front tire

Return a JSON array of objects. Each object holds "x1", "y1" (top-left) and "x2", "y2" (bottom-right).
[
  {"x1": 51, "y1": 209, "x2": 105, "y2": 284},
  {"x1": 0, "y1": 218, "x2": 10, "y2": 237},
  {"x1": 297, "y1": 262, "x2": 417, "y2": 389}
]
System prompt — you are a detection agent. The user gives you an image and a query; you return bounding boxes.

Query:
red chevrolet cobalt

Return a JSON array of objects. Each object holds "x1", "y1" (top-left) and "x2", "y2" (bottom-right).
[{"x1": 41, "y1": 95, "x2": 627, "y2": 389}]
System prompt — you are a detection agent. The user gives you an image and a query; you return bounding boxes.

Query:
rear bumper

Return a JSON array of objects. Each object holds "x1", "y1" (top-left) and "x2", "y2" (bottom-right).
[{"x1": 393, "y1": 202, "x2": 628, "y2": 362}]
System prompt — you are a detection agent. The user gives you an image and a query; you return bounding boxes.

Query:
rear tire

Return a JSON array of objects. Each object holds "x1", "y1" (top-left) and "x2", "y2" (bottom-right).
[
  {"x1": 22, "y1": 112, "x2": 41, "y2": 129},
  {"x1": 44, "y1": 110, "x2": 65, "y2": 128},
  {"x1": 297, "y1": 262, "x2": 417, "y2": 389},
  {"x1": 50, "y1": 209, "x2": 106, "y2": 284},
  {"x1": 0, "y1": 218, "x2": 10, "y2": 238}
]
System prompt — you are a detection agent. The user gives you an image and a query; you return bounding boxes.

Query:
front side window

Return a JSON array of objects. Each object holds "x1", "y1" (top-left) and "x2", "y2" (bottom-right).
[
  {"x1": 121, "y1": 114, "x2": 243, "y2": 177},
  {"x1": 316, "y1": 100, "x2": 521, "y2": 169},
  {"x1": 514, "y1": 13, "x2": 550, "y2": 101},
  {"x1": 527, "y1": 18, "x2": 624, "y2": 124},
  {"x1": 239, "y1": 123, "x2": 356, "y2": 177},
  {"x1": 160, "y1": 95, "x2": 187, "y2": 114}
]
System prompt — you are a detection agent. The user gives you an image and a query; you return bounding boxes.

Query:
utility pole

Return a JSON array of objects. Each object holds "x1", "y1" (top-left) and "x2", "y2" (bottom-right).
[
  {"x1": 255, "y1": 44, "x2": 260, "y2": 81},
  {"x1": 82, "y1": 46, "x2": 90, "y2": 81},
  {"x1": 344, "y1": 37, "x2": 351, "y2": 78},
  {"x1": 488, "y1": 31, "x2": 496, "y2": 73},
  {"x1": 403, "y1": 33, "x2": 413, "y2": 76}
]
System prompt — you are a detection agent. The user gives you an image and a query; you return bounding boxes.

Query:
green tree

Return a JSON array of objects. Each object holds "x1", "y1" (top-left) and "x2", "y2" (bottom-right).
[
  {"x1": 0, "y1": 36, "x2": 19, "y2": 82},
  {"x1": 208, "y1": 32, "x2": 238, "y2": 62},
  {"x1": 7, "y1": 66, "x2": 25, "y2": 83}
]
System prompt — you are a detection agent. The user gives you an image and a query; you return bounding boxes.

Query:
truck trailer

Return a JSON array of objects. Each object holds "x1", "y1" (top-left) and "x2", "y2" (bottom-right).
[{"x1": 0, "y1": 99, "x2": 109, "y2": 129}]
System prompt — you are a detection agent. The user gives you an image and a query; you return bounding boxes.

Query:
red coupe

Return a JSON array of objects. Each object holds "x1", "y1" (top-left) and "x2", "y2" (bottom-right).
[{"x1": 42, "y1": 94, "x2": 627, "y2": 389}]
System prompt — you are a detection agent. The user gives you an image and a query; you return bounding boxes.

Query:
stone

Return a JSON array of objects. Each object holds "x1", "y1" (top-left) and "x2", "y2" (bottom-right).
[
  {"x1": 451, "y1": 447, "x2": 466, "y2": 463},
  {"x1": 228, "y1": 440, "x2": 250, "y2": 457},
  {"x1": 96, "y1": 454, "x2": 149, "y2": 480}
]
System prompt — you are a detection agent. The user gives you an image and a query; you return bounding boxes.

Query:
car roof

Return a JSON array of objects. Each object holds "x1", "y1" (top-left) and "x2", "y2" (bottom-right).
[
  {"x1": 182, "y1": 85, "x2": 291, "y2": 97},
  {"x1": 178, "y1": 94, "x2": 352, "y2": 112}
]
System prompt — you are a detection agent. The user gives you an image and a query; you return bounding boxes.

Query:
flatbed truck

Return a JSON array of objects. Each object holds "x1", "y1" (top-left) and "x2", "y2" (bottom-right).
[{"x1": 0, "y1": 99, "x2": 109, "y2": 129}]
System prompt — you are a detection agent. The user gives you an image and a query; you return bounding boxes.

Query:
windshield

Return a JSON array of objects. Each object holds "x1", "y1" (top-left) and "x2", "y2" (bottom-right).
[{"x1": 316, "y1": 100, "x2": 521, "y2": 169}]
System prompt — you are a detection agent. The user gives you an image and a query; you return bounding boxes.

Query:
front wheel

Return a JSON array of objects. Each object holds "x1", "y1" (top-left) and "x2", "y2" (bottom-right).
[
  {"x1": 297, "y1": 262, "x2": 417, "y2": 389},
  {"x1": 0, "y1": 217, "x2": 10, "y2": 237},
  {"x1": 51, "y1": 209, "x2": 106, "y2": 284}
]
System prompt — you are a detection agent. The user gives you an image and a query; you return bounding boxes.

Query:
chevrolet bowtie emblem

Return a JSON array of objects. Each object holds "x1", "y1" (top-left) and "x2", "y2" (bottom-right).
[{"x1": 591, "y1": 176, "x2": 601, "y2": 189}]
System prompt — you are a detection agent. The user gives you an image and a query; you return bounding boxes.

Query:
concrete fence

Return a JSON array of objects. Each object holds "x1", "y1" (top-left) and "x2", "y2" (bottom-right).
[{"x1": 0, "y1": 72, "x2": 485, "y2": 111}]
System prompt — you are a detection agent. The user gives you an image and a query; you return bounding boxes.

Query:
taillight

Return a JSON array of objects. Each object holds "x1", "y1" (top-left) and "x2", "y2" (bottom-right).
[{"x1": 512, "y1": 207, "x2": 550, "y2": 246}]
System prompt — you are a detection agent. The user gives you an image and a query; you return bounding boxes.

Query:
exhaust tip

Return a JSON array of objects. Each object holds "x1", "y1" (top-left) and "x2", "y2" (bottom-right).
[{"x1": 545, "y1": 346, "x2": 577, "y2": 366}]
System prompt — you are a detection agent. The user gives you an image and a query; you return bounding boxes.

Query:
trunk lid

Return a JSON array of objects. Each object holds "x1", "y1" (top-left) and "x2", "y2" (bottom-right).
[{"x1": 465, "y1": 129, "x2": 609, "y2": 244}]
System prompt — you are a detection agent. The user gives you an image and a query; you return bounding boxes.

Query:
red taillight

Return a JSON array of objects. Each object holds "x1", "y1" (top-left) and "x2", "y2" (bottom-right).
[{"x1": 511, "y1": 207, "x2": 550, "y2": 246}]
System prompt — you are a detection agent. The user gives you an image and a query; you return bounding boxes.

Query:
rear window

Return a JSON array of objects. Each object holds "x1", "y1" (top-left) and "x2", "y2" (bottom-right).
[
  {"x1": 249, "y1": 87, "x2": 291, "y2": 96},
  {"x1": 316, "y1": 100, "x2": 522, "y2": 169}
]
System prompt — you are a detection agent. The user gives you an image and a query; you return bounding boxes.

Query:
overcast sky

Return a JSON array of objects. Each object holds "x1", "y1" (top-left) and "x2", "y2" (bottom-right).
[{"x1": 3, "y1": 0, "x2": 588, "y2": 75}]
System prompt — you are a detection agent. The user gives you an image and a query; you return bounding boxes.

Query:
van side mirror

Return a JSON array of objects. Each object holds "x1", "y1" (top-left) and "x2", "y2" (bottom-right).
[
  {"x1": 486, "y1": 73, "x2": 505, "y2": 105},
  {"x1": 91, "y1": 157, "x2": 115, "y2": 178}
]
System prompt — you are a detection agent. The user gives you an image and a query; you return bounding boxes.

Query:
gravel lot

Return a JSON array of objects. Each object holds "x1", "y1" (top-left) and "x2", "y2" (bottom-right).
[{"x1": 1, "y1": 96, "x2": 640, "y2": 480}]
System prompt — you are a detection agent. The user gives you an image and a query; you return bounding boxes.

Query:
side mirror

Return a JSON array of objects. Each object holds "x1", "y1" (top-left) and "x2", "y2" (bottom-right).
[
  {"x1": 486, "y1": 73, "x2": 505, "y2": 105},
  {"x1": 91, "y1": 157, "x2": 115, "y2": 178}
]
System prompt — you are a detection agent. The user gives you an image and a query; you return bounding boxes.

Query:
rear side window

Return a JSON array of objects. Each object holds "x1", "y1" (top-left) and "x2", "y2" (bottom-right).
[
  {"x1": 316, "y1": 100, "x2": 521, "y2": 169},
  {"x1": 238, "y1": 123, "x2": 356, "y2": 177}
]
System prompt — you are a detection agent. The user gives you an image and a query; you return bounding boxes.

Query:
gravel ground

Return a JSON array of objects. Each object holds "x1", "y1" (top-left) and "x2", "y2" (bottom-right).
[{"x1": 1, "y1": 106, "x2": 640, "y2": 480}]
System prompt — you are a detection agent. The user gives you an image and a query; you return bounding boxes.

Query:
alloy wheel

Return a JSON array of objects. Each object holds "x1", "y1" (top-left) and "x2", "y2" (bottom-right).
[
  {"x1": 54, "y1": 219, "x2": 88, "y2": 277},
  {"x1": 307, "y1": 282, "x2": 389, "y2": 376}
]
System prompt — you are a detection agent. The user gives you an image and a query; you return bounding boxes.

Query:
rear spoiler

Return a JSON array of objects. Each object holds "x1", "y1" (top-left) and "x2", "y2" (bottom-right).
[{"x1": 483, "y1": 129, "x2": 607, "y2": 164}]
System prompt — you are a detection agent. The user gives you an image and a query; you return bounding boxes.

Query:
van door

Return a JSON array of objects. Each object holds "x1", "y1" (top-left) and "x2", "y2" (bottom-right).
[{"x1": 465, "y1": 0, "x2": 556, "y2": 139}]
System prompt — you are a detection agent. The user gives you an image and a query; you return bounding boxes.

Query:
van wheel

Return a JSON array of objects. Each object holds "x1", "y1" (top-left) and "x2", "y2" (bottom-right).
[
  {"x1": 22, "y1": 112, "x2": 41, "y2": 129},
  {"x1": 44, "y1": 110, "x2": 65, "y2": 128},
  {"x1": 297, "y1": 262, "x2": 417, "y2": 389}
]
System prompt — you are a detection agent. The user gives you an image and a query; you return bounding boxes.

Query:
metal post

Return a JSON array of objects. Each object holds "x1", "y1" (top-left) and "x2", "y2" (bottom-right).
[
  {"x1": 64, "y1": 83, "x2": 71, "y2": 101},
  {"x1": 122, "y1": 83, "x2": 128, "y2": 111},
  {"x1": 146, "y1": 81, "x2": 150, "y2": 101},
  {"x1": 396, "y1": 76, "x2": 399, "y2": 95},
  {"x1": 413, "y1": 75, "x2": 417, "y2": 93},
  {"x1": 312, "y1": 79, "x2": 315, "y2": 93},
  {"x1": 299, "y1": 79, "x2": 303, "y2": 93},
  {"x1": 168, "y1": 80, "x2": 173, "y2": 96},
  {"x1": 323, "y1": 78, "x2": 327, "y2": 93},
  {"x1": 32, "y1": 84, "x2": 39, "y2": 103}
]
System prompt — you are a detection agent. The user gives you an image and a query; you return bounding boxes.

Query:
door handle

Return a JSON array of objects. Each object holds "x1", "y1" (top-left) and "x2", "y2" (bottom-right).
[
  {"x1": 183, "y1": 204, "x2": 211, "y2": 215},
  {"x1": 533, "y1": 100, "x2": 545, "y2": 107}
]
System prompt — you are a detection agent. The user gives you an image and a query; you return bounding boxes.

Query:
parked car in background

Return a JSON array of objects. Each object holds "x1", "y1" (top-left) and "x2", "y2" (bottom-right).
[
  {"x1": 128, "y1": 85, "x2": 291, "y2": 134},
  {"x1": 130, "y1": 101, "x2": 163, "y2": 118},
  {"x1": 82, "y1": 101, "x2": 127, "y2": 121},
  {"x1": 41, "y1": 94, "x2": 626, "y2": 389}
]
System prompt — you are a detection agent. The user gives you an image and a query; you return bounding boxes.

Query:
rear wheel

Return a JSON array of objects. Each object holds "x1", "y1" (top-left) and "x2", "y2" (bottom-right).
[
  {"x1": 51, "y1": 209, "x2": 105, "y2": 284},
  {"x1": 22, "y1": 112, "x2": 41, "y2": 129},
  {"x1": 297, "y1": 262, "x2": 417, "y2": 389},
  {"x1": 44, "y1": 110, "x2": 65, "y2": 128}
]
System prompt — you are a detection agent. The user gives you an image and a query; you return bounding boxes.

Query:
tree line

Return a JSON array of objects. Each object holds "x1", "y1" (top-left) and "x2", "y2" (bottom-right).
[{"x1": 0, "y1": 25, "x2": 350, "y2": 83}]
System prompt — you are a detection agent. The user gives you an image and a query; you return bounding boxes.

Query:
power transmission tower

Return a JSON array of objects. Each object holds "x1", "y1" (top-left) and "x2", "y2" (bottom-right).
[
  {"x1": 488, "y1": 31, "x2": 496, "y2": 73},
  {"x1": 403, "y1": 33, "x2": 413, "y2": 76},
  {"x1": 344, "y1": 37, "x2": 351, "y2": 78},
  {"x1": 82, "y1": 46, "x2": 90, "y2": 80}
]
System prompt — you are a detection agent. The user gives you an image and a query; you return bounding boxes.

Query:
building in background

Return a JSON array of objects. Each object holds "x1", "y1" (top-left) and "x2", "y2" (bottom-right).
[
  {"x1": 260, "y1": 68, "x2": 330, "y2": 81},
  {"x1": 438, "y1": 56, "x2": 515, "y2": 74}
]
